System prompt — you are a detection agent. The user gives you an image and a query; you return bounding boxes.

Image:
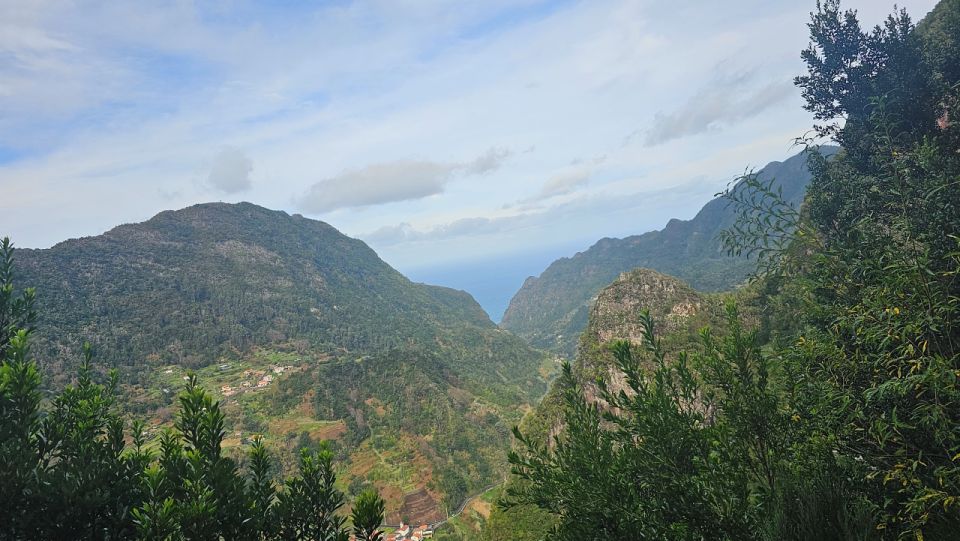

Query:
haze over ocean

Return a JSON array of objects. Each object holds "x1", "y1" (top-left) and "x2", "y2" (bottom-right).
[{"x1": 403, "y1": 240, "x2": 586, "y2": 322}]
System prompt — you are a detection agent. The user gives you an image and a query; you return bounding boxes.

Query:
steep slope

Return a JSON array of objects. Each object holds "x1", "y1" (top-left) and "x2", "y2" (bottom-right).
[
  {"x1": 11, "y1": 202, "x2": 549, "y2": 524},
  {"x1": 500, "y1": 148, "x2": 833, "y2": 357}
]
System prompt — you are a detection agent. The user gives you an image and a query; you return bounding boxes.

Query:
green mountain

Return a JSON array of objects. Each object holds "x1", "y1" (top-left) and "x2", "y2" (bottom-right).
[
  {"x1": 500, "y1": 148, "x2": 834, "y2": 357},
  {"x1": 12, "y1": 202, "x2": 550, "y2": 525}
]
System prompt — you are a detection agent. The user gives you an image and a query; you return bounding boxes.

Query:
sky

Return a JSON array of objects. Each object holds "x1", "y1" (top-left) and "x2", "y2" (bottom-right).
[{"x1": 0, "y1": 0, "x2": 940, "y2": 319}]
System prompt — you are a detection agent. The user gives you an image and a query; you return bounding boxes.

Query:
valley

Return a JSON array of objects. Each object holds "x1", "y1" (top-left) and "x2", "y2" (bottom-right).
[{"x1": 2, "y1": 1, "x2": 957, "y2": 539}]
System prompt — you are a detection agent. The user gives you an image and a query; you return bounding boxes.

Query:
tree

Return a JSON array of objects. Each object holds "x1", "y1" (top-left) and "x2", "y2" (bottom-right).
[
  {"x1": 351, "y1": 489, "x2": 386, "y2": 541},
  {"x1": 247, "y1": 436, "x2": 277, "y2": 540},
  {"x1": 275, "y1": 445, "x2": 350, "y2": 541},
  {"x1": 0, "y1": 238, "x2": 41, "y2": 536},
  {"x1": 0, "y1": 237, "x2": 36, "y2": 353},
  {"x1": 508, "y1": 306, "x2": 803, "y2": 541}
]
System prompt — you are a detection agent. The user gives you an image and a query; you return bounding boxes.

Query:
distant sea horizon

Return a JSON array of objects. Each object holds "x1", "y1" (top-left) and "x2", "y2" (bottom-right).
[{"x1": 401, "y1": 240, "x2": 589, "y2": 323}]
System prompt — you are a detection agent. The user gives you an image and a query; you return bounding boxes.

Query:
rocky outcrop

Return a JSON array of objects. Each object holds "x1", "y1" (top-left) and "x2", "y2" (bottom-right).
[{"x1": 519, "y1": 268, "x2": 724, "y2": 444}]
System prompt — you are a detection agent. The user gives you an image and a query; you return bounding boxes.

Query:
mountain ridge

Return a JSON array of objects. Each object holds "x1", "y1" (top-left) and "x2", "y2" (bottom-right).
[{"x1": 500, "y1": 147, "x2": 836, "y2": 357}]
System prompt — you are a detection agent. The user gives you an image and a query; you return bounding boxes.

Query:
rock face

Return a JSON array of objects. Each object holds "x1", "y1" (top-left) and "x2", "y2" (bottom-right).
[
  {"x1": 572, "y1": 269, "x2": 716, "y2": 400},
  {"x1": 501, "y1": 148, "x2": 835, "y2": 358},
  {"x1": 517, "y1": 268, "x2": 724, "y2": 445},
  {"x1": 587, "y1": 269, "x2": 704, "y2": 348}
]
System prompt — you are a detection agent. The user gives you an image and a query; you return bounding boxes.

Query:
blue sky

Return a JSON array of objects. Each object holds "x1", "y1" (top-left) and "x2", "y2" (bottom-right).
[{"x1": 0, "y1": 0, "x2": 940, "y2": 317}]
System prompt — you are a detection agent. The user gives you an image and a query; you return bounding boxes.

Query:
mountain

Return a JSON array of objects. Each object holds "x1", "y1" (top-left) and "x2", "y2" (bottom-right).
[
  {"x1": 11, "y1": 202, "x2": 550, "y2": 525},
  {"x1": 500, "y1": 147, "x2": 835, "y2": 357}
]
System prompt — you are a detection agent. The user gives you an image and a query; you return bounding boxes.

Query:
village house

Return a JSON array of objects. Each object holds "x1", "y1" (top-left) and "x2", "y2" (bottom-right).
[{"x1": 382, "y1": 522, "x2": 433, "y2": 541}]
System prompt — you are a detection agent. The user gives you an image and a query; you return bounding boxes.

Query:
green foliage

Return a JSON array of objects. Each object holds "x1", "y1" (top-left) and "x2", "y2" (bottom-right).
[
  {"x1": 0, "y1": 237, "x2": 385, "y2": 540},
  {"x1": 275, "y1": 446, "x2": 349, "y2": 541},
  {"x1": 0, "y1": 238, "x2": 35, "y2": 354},
  {"x1": 718, "y1": 169, "x2": 810, "y2": 278},
  {"x1": 351, "y1": 489, "x2": 386, "y2": 541},
  {"x1": 481, "y1": 502, "x2": 555, "y2": 541},
  {"x1": 247, "y1": 436, "x2": 277, "y2": 539},
  {"x1": 507, "y1": 305, "x2": 842, "y2": 540},
  {"x1": 784, "y1": 2, "x2": 960, "y2": 536}
]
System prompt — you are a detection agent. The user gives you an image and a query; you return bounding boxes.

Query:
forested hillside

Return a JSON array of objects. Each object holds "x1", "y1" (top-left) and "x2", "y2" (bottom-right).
[
  {"x1": 500, "y1": 147, "x2": 834, "y2": 357},
  {"x1": 16, "y1": 202, "x2": 493, "y2": 377},
  {"x1": 494, "y1": 1, "x2": 960, "y2": 539},
  {"x1": 10, "y1": 202, "x2": 551, "y2": 525}
]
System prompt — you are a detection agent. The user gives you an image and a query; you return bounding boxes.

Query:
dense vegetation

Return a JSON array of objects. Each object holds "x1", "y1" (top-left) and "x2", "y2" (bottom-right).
[
  {"x1": 1, "y1": 240, "x2": 386, "y2": 540},
  {"x1": 500, "y1": 148, "x2": 832, "y2": 358},
  {"x1": 498, "y1": 1, "x2": 960, "y2": 539},
  {"x1": 14, "y1": 203, "x2": 493, "y2": 378},
  {"x1": 10, "y1": 203, "x2": 550, "y2": 525}
]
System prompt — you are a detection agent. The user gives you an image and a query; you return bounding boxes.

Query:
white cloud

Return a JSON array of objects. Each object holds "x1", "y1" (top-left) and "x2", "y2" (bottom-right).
[
  {"x1": 644, "y1": 72, "x2": 796, "y2": 146},
  {"x1": 464, "y1": 146, "x2": 512, "y2": 175},
  {"x1": 365, "y1": 215, "x2": 523, "y2": 246},
  {"x1": 207, "y1": 148, "x2": 253, "y2": 194},
  {"x1": 297, "y1": 160, "x2": 457, "y2": 213},
  {"x1": 366, "y1": 169, "x2": 723, "y2": 245},
  {"x1": 295, "y1": 146, "x2": 513, "y2": 212},
  {"x1": 520, "y1": 167, "x2": 590, "y2": 203}
]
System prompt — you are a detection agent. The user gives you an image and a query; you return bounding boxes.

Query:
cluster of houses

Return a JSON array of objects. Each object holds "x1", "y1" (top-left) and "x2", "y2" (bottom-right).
[
  {"x1": 220, "y1": 365, "x2": 290, "y2": 397},
  {"x1": 349, "y1": 522, "x2": 433, "y2": 541}
]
